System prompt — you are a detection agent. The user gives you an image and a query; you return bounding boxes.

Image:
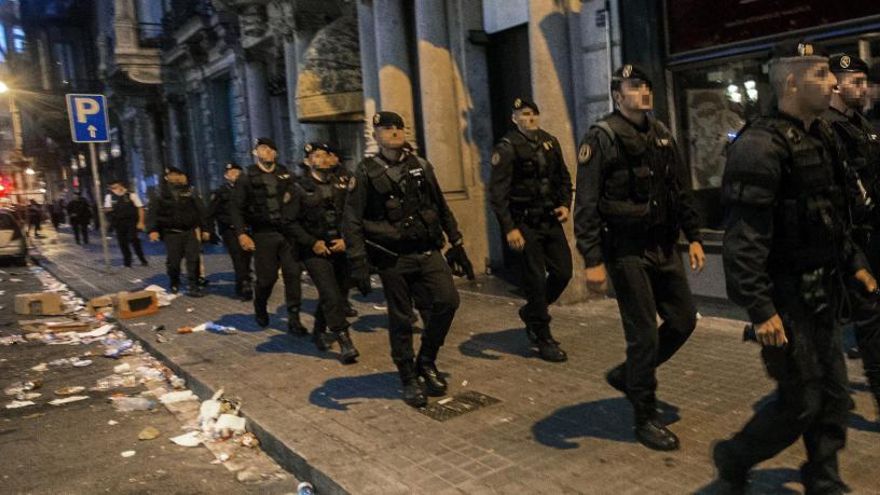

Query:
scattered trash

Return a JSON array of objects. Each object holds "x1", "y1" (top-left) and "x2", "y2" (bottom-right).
[
  {"x1": 6, "y1": 400, "x2": 35, "y2": 409},
  {"x1": 95, "y1": 374, "x2": 138, "y2": 390},
  {"x1": 156, "y1": 333, "x2": 169, "y2": 343},
  {"x1": 54, "y1": 386, "x2": 86, "y2": 396},
  {"x1": 169, "y1": 376, "x2": 186, "y2": 389},
  {"x1": 159, "y1": 390, "x2": 197, "y2": 404},
  {"x1": 239, "y1": 432, "x2": 260, "y2": 448},
  {"x1": 107, "y1": 420, "x2": 119, "y2": 426},
  {"x1": 4, "y1": 380, "x2": 41, "y2": 396},
  {"x1": 215, "y1": 414, "x2": 246, "y2": 434},
  {"x1": 144, "y1": 284, "x2": 178, "y2": 307},
  {"x1": 111, "y1": 396, "x2": 156, "y2": 412},
  {"x1": 0, "y1": 335, "x2": 26, "y2": 346},
  {"x1": 297, "y1": 481, "x2": 316, "y2": 495},
  {"x1": 15, "y1": 392, "x2": 41, "y2": 401},
  {"x1": 176, "y1": 327, "x2": 193, "y2": 334},
  {"x1": 49, "y1": 358, "x2": 71, "y2": 367},
  {"x1": 31, "y1": 363, "x2": 49, "y2": 372},
  {"x1": 206, "y1": 323, "x2": 237, "y2": 334},
  {"x1": 210, "y1": 453, "x2": 231, "y2": 464},
  {"x1": 72, "y1": 359, "x2": 92, "y2": 368},
  {"x1": 104, "y1": 339, "x2": 134, "y2": 358},
  {"x1": 186, "y1": 307, "x2": 194, "y2": 313},
  {"x1": 138, "y1": 426, "x2": 160, "y2": 440},
  {"x1": 461, "y1": 380, "x2": 468, "y2": 387},
  {"x1": 114, "y1": 363, "x2": 131, "y2": 374},
  {"x1": 49, "y1": 395, "x2": 89, "y2": 406},
  {"x1": 120, "y1": 450, "x2": 136, "y2": 458},
  {"x1": 130, "y1": 278, "x2": 143, "y2": 284},
  {"x1": 170, "y1": 431, "x2": 202, "y2": 447}
]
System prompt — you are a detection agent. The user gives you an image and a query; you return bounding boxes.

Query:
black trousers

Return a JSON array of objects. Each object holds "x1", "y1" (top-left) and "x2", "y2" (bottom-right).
[
  {"x1": 72, "y1": 222, "x2": 89, "y2": 245},
  {"x1": 513, "y1": 222, "x2": 572, "y2": 338},
  {"x1": 115, "y1": 223, "x2": 146, "y2": 266},
  {"x1": 252, "y1": 231, "x2": 302, "y2": 317},
  {"x1": 850, "y1": 233, "x2": 880, "y2": 405},
  {"x1": 163, "y1": 230, "x2": 200, "y2": 286},
  {"x1": 221, "y1": 228, "x2": 252, "y2": 288},
  {"x1": 724, "y1": 278, "x2": 849, "y2": 494},
  {"x1": 378, "y1": 250, "x2": 460, "y2": 364},
  {"x1": 606, "y1": 243, "x2": 697, "y2": 419},
  {"x1": 304, "y1": 253, "x2": 349, "y2": 332}
]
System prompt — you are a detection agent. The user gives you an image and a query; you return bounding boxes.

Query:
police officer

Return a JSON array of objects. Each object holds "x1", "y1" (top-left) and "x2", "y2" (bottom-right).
[
  {"x1": 343, "y1": 111, "x2": 473, "y2": 408},
  {"x1": 286, "y1": 142, "x2": 359, "y2": 363},
  {"x1": 714, "y1": 41, "x2": 878, "y2": 494},
  {"x1": 210, "y1": 163, "x2": 253, "y2": 301},
  {"x1": 230, "y1": 138, "x2": 304, "y2": 332},
  {"x1": 67, "y1": 192, "x2": 92, "y2": 245},
  {"x1": 147, "y1": 167, "x2": 210, "y2": 297},
  {"x1": 573, "y1": 64, "x2": 705, "y2": 451},
  {"x1": 824, "y1": 53, "x2": 880, "y2": 415},
  {"x1": 104, "y1": 179, "x2": 149, "y2": 267},
  {"x1": 489, "y1": 97, "x2": 572, "y2": 362}
]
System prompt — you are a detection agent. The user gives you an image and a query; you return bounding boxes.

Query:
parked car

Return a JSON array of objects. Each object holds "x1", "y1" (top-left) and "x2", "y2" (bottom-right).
[{"x1": 0, "y1": 207, "x2": 27, "y2": 265}]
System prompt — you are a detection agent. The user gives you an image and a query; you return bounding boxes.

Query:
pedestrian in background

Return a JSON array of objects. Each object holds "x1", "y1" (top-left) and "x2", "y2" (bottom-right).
[
  {"x1": 66, "y1": 192, "x2": 92, "y2": 245},
  {"x1": 104, "y1": 179, "x2": 148, "y2": 267}
]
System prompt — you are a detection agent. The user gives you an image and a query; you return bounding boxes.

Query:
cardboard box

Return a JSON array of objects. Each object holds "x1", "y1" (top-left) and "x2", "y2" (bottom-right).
[
  {"x1": 86, "y1": 295, "x2": 116, "y2": 316},
  {"x1": 14, "y1": 293, "x2": 66, "y2": 316},
  {"x1": 116, "y1": 290, "x2": 158, "y2": 319}
]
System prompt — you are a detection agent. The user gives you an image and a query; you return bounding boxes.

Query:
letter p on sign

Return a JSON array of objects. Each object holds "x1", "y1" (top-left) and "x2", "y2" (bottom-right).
[
  {"x1": 66, "y1": 94, "x2": 109, "y2": 143},
  {"x1": 75, "y1": 98, "x2": 100, "y2": 123}
]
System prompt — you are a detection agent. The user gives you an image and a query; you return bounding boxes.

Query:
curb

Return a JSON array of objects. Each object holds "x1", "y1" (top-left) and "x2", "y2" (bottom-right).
[{"x1": 31, "y1": 253, "x2": 351, "y2": 495}]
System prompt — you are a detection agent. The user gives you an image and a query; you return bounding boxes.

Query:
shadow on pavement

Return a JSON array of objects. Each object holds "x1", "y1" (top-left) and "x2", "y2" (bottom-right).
[
  {"x1": 255, "y1": 332, "x2": 338, "y2": 362},
  {"x1": 458, "y1": 327, "x2": 535, "y2": 361},
  {"x1": 350, "y1": 313, "x2": 387, "y2": 333},
  {"x1": 308, "y1": 371, "x2": 402, "y2": 411},
  {"x1": 532, "y1": 397, "x2": 636, "y2": 449},
  {"x1": 693, "y1": 467, "x2": 800, "y2": 494},
  {"x1": 849, "y1": 411, "x2": 880, "y2": 433},
  {"x1": 214, "y1": 313, "x2": 264, "y2": 333}
]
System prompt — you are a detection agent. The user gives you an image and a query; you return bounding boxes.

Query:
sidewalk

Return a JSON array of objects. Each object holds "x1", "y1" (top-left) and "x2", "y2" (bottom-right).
[{"x1": 33, "y1": 227, "x2": 879, "y2": 494}]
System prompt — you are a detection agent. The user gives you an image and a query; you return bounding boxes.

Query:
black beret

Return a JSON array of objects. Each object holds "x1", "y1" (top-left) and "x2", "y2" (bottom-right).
[
  {"x1": 253, "y1": 137, "x2": 277, "y2": 150},
  {"x1": 512, "y1": 97, "x2": 539, "y2": 114},
  {"x1": 164, "y1": 166, "x2": 185, "y2": 175},
  {"x1": 770, "y1": 39, "x2": 827, "y2": 61},
  {"x1": 303, "y1": 142, "x2": 333, "y2": 156},
  {"x1": 611, "y1": 64, "x2": 652, "y2": 89},
  {"x1": 224, "y1": 162, "x2": 242, "y2": 171},
  {"x1": 372, "y1": 111, "x2": 405, "y2": 128},
  {"x1": 829, "y1": 53, "x2": 869, "y2": 74}
]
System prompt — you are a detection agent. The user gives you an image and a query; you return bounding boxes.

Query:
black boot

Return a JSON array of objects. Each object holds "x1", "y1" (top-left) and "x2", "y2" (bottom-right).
[
  {"x1": 239, "y1": 280, "x2": 253, "y2": 301},
  {"x1": 312, "y1": 327, "x2": 333, "y2": 351},
  {"x1": 344, "y1": 302, "x2": 358, "y2": 318},
  {"x1": 416, "y1": 358, "x2": 448, "y2": 397},
  {"x1": 254, "y1": 304, "x2": 269, "y2": 328},
  {"x1": 396, "y1": 360, "x2": 427, "y2": 408},
  {"x1": 198, "y1": 276, "x2": 209, "y2": 287},
  {"x1": 169, "y1": 278, "x2": 180, "y2": 295},
  {"x1": 605, "y1": 364, "x2": 626, "y2": 394},
  {"x1": 711, "y1": 441, "x2": 748, "y2": 494},
  {"x1": 186, "y1": 280, "x2": 204, "y2": 298},
  {"x1": 336, "y1": 329, "x2": 359, "y2": 364},
  {"x1": 287, "y1": 313, "x2": 307, "y2": 336},
  {"x1": 536, "y1": 338, "x2": 567, "y2": 362},
  {"x1": 634, "y1": 405, "x2": 679, "y2": 451}
]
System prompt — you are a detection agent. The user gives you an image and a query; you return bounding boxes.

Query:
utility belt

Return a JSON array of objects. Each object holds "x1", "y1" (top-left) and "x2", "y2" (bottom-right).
[
  {"x1": 602, "y1": 222, "x2": 676, "y2": 255},
  {"x1": 511, "y1": 201, "x2": 556, "y2": 227}
]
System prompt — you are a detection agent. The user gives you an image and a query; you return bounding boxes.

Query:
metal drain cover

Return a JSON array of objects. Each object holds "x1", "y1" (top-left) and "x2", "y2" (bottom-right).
[{"x1": 418, "y1": 391, "x2": 501, "y2": 421}]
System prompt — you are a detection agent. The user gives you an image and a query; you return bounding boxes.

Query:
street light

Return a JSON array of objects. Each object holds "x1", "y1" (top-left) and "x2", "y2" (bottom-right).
[
  {"x1": 0, "y1": 81, "x2": 8, "y2": 94},
  {"x1": 25, "y1": 167, "x2": 35, "y2": 175}
]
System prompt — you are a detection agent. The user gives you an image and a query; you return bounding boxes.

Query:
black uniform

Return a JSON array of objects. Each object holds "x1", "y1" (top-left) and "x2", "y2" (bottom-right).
[
  {"x1": 229, "y1": 163, "x2": 302, "y2": 327},
  {"x1": 489, "y1": 127, "x2": 573, "y2": 356},
  {"x1": 343, "y1": 148, "x2": 462, "y2": 390},
  {"x1": 718, "y1": 111, "x2": 864, "y2": 493},
  {"x1": 147, "y1": 183, "x2": 208, "y2": 291},
  {"x1": 287, "y1": 162, "x2": 359, "y2": 361},
  {"x1": 107, "y1": 191, "x2": 148, "y2": 267},
  {"x1": 574, "y1": 111, "x2": 701, "y2": 425},
  {"x1": 210, "y1": 180, "x2": 253, "y2": 298},
  {"x1": 825, "y1": 105, "x2": 880, "y2": 410},
  {"x1": 67, "y1": 196, "x2": 92, "y2": 245}
]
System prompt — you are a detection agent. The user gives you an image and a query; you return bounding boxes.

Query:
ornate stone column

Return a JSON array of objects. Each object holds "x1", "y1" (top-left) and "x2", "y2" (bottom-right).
[{"x1": 373, "y1": 0, "x2": 417, "y2": 145}]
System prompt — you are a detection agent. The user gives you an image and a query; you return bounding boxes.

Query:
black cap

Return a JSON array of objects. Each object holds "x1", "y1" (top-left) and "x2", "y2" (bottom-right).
[
  {"x1": 224, "y1": 162, "x2": 242, "y2": 171},
  {"x1": 253, "y1": 137, "x2": 277, "y2": 151},
  {"x1": 770, "y1": 39, "x2": 827, "y2": 62},
  {"x1": 164, "y1": 166, "x2": 185, "y2": 175},
  {"x1": 303, "y1": 142, "x2": 333, "y2": 156},
  {"x1": 108, "y1": 178, "x2": 126, "y2": 186},
  {"x1": 611, "y1": 64, "x2": 653, "y2": 90},
  {"x1": 372, "y1": 111, "x2": 405, "y2": 128},
  {"x1": 829, "y1": 53, "x2": 869, "y2": 74},
  {"x1": 512, "y1": 97, "x2": 539, "y2": 114}
]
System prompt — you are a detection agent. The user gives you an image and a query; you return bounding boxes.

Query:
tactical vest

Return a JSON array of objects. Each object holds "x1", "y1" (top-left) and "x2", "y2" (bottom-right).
[
  {"x1": 829, "y1": 112, "x2": 880, "y2": 230},
  {"x1": 246, "y1": 164, "x2": 294, "y2": 228},
  {"x1": 109, "y1": 193, "x2": 138, "y2": 226},
  {"x1": 300, "y1": 168, "x2": 350, "y2": 241},
  {"x1": 751, "y1": 117, "x2": 848, "y2": 272},
  {"x1": 363, "y1": 153, "x2": 444, "y2": 251},
  {"x1": 594, "y1": 114, "x2": 678, "y2": 233},
  {"x1": 211, "y1": 183, "x2": 234, "y2": 230},
  {"x1": 501, "y1": 130, "x2": 563, "y2": 224},
  {"x1": 155, "y1": 185, "x2": 200, "y2": 230}
]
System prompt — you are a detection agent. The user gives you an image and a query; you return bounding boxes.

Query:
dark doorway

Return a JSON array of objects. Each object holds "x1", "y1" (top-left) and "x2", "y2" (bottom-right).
[{"x1": 486, "y1": 24, "x2": 531, "y2": 280}]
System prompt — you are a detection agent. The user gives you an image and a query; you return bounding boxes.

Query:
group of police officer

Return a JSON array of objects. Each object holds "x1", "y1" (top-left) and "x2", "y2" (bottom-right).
[{"x1": 113, "y1": 35, "x2": 880, "y2": 494}]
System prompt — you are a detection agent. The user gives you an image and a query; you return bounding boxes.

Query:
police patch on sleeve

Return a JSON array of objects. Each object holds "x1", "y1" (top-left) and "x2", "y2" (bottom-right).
[
  {"x1": 578, "y1": 143, "x2": 592, "y2": 164},
  {"x1": 491, "y1": 151, "x2": 501, "y2": 166}
]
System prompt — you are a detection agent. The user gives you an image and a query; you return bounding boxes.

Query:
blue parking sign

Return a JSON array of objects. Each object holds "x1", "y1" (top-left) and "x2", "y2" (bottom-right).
[{"x1": 66, "y1": 94, "x2": 110, "y2": 143}]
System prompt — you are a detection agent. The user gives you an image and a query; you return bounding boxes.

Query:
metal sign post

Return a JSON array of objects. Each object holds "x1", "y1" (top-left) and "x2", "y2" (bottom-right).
[{"x1": 66, "y1": 94, "x2": 111, "y2": 268}]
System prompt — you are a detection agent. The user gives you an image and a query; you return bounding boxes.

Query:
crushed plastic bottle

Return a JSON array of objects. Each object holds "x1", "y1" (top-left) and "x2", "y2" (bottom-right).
[
  {"x1": 297, "y1": 481, "x2": 315, "y2": 495},
  {"x1": 110, "y1": 396, "x2": 156, "y2": 412}
]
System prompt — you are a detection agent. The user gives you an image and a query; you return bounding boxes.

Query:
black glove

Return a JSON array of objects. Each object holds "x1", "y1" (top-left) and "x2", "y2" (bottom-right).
[
  {"x1": 351, "y1": 260, "x2": 372, "y2": 296},
  {"x1": 445, "y1": 244, "x2": 475, "y2": 280}
]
